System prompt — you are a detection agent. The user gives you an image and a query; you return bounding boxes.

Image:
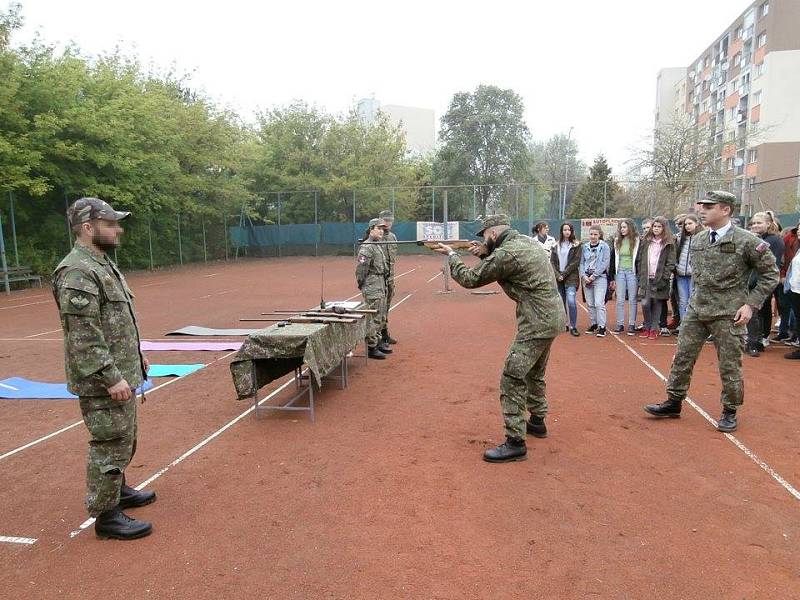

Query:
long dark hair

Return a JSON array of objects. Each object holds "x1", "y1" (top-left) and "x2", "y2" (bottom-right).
[
  {"x1": 646, "y1": 216, "x2": 675, "y2": 245},
  {"x1": 614, "y1": 218, "x2": 638, "y2": 252},
  {"x1": 558, "y1": 222, "x2": 576, "y2": 244}
]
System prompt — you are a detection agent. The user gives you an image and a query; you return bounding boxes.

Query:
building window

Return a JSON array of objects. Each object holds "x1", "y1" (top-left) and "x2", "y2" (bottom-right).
[
  {"x1": 761, "y1": 2, "x2": 769, "y2": 17},
  {"x1": 735, "y1": 26, "x2": 743, "y2": 39},
  {"x1": 758, "y1": 32, "x2": 767, "y2": 47},
  {"x1": 729, "y1": 107, "x2": 737, "y2": 120},
  {"x1": 704, "y1": 55, "x2": 711, "y2": 67},
  {"x1": 748, "y1": 148, "x2": 758, "y2": 163},
  {"x1": 727, "y1": 157, "x2": 735, "y2": 170},
  {"x1": 755, "y1": 62, "x2": 766, "y2": 77},
  {"x1": 753, "y1": 90, "x2": 762, "y2": 105},
  {"x1": 751, "y1": 121, "x2": 759, "y2": 133},
  {"x1": 733, "y1": 53, "x2": 741, "y2": 67}
]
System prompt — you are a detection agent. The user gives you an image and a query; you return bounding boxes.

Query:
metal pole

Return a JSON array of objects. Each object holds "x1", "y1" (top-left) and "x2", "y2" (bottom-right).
[
  {"x1": 442, "y1": 189, "x2": 451, "y2": 293},
  {"x1": 202, "y1": 218, "x2": 207, "y2": 264},
  {"x1": 515, "y1": 185, "x2": 519, "y2": 220},
  {"x1": 528, "y1": 186, "x2": 534, "y2": 235},
  {"x1": 391, "y1": 187, "x2": 396, "y2": 217},
  {"x1": 223, "y1": 212, "x2": 229, "y2": 261},
  {"x1": 1, "y1": 212, "x2": 10, "y2": 295},
  {"x1": 603, "y1": 180, "x2": 608, "y2": 218},
  {"x1": 177, "y1": 213, "x2": 183, "y2": 265},
  {"x1": 314, "y1": 190, "x2": 319, "y2": 257},
  {"x1": 9, "y1": 191, "x2": 19, "y2": 267},
  {"x1": 472, "y1": 186, "x2": 477, "y2": 219},
  {"x1": 148, "y1": 219, "x2": 154, "y2": 270},
  {"x1": 64, "y1": 190, "x2": 72, "y2": 248},
  {"x1": 431, "y1": 187, "x2": 435, "y2": 222},
  {"x1": 277, "y1": 192, "x2": 282, "y2": 258},
  {"x1": 352, "y1": 190, "x2": 357, "y2": 257},
  {"x1": 561, "y1": 127, "x2": 574, "y2": 219}
]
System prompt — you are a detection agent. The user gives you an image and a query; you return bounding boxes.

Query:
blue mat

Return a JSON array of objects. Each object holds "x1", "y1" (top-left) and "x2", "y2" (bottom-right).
[
  {"x1": 147, "y1": 364, "x2": 205, "y2": 377},
  {"x1": 0, "y1": 378, "x2": 154, "y2": 400}
]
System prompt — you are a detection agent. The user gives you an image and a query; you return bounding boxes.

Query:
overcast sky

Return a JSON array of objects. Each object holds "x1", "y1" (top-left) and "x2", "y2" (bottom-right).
[{"x1": 13, "y1": 0, "x2": 747, "y2": 173}]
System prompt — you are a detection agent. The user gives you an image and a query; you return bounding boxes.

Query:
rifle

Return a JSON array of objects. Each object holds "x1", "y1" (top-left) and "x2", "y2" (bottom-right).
[
  {"x1": 262, "y1": 311, "x2": 365, "y2": 320},
  {"x1": 269, "y1": 307, "x2": 377, "y2": 315},
  {"x1": 359, "y1": 239, "x2": 477, "y2": 250},
  {"x1": 241, "y1": 316, "x2": 358, "y2": 324}
]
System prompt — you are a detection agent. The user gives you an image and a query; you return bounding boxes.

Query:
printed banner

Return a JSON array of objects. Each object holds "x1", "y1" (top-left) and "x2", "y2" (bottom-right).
[
  {"x1": 415, "y1": 221, "x2": 460, "y2": 241},
  {"x1": 580, "y1": 218, "x2": 622, "y2": 242}
]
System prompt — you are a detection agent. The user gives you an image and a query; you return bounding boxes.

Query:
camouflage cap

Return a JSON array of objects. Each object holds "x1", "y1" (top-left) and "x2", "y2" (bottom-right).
[
  {"x1": 68, "y1": 197, "x2": 131, "y2": 227},
  {"x1": 378, "y1": 210, "x2": 394, "y2": 220},
  {"x1": 697, "y1": 190, "x2": 737, "y2": 206},
  {"x1": 368, "y1": 217, "x2": 386, "y2": 228},
  {"x1": 475, "y1": 213, "x2": 511, "y2": 236}
]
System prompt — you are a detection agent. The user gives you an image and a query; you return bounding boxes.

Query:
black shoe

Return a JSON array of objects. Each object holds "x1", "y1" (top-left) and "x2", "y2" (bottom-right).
[
  {"x1": 570, "y1": 328, "x2": 580, "y2": 337},
  {"x1": 381, "y1": 328, "x2": 397, "y2": 345},
  {"x1": 626, "y1": 325, "x2": 637, "y2": 336},
  {"x1": 644, "y1": 399, "x2": 682, "y2": 418},
  {"x1": 746, "y1": 346, "x2": 760, "y2": 357},
  {"x1": 772, "y1": 332, "x2": 790, "y2": 342},
  {"x1": 717, "y1": 409, "x2": 737, "y2": 433},
  {"x1": 483, "y1": 438, "x2": 527, "y2": 463},
  {"x1": 784, "y1": 350, "x2": 800, "y2": 360},
  {"x1": 119, "y1": 484, "x2": 156, "y2": 509},
  {"x1": 367, "y1": 346, "x2": 386, "y2": 360},
  {"x1": 585, "y1": 324, "x2": 597, "y2": 334},
  {"x1": 95, "y1": 507, "x2": 152, "y2": 540},
  {"x1": 612, "y1": 325, "x2": 624, "y2": 335},
  {"x1": 596, "y1": 327, "x2": 606, "y2": 337},
  {"x1": 377, "y1": 342, "x2": 393, "y2": 354},
  {"x1": 526, "y1": 415, "x2": 548, "y2": 438}
]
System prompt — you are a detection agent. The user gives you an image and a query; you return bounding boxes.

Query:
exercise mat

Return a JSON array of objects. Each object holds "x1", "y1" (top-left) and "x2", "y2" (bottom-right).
[
  {"x1": 141, "y1": 341, "x2": 242, "y2": 351},
  {"x1": 166, "y1": 326, "x2": 265, "y2": 336},
  {"x1": 147, "y1": 364, "x2": 205, "y2": 377},
  {"x1": 0, "y1": 377, "x2": 153, "y2": 400}
]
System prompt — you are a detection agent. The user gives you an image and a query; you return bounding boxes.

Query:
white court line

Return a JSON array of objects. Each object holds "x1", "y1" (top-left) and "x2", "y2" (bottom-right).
[
  {"x1": 68, "y1": 290, "x2": 421, "y2": 538},
  {"x1": 0, "y1": 535, "x2": 37, "y2": 545},
  {"x1": 140, "y1": 281, "x2": 168, "y2": 288},
  {"x1": 577, "y1": 303, "x2": 800, "y2": 502},
  {"x1": 426, "y1": 272, "x2": 442, "y2": 283},
  {"x1": 0, "y1": 351, "x2": 239, "y2": 463},
  {"x1": 0, "y1": 338, "x2": 62, "y2": 342},
  {"x1": 0, "y1": 300, "x2": 51, "y2": 310},
  {"x1": 204, "y1": 273, "x2": 219, "y2": 278},
  {"x1": 25, "y1": 328, "x2": 62, "y2": 339},
  {"x1": 1, "y1": 293, "x2": 47, "y2": 303}
]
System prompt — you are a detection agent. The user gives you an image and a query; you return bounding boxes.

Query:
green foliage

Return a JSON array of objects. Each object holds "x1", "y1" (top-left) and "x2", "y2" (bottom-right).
[
  {"x1": 567, "y1": 155, "x2": 619, "y2": 218},
  {"x1": 435, "y1": 85, "x2": 532, "y2": 216}
]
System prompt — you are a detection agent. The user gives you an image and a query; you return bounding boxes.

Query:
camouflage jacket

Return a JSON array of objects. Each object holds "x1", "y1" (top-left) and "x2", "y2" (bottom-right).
[
  {"x1": 52, "y1": 243, "x2": 145, "y2": 396},
  {"x1": 356, "y1": 241, "x2": 387, "y2": 299},
  {"x1": 449, "y1": 229, "x2": 566, "y2": 340},
  {"x1": 380, "y1": 230, "x2": 398, "y2": 278},
  {"x1": 689, "y1": 225, "x2": 779, "y2": 319}
]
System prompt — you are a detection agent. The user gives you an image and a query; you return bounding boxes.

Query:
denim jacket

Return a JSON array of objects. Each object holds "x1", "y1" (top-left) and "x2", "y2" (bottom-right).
[{"x1": 579, "y1": 240, "x2": 611, "y2": 280}]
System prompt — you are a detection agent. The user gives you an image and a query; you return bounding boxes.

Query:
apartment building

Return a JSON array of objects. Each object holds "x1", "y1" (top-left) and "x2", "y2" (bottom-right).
[
  {"x1": 357, "y1": 98, "x2": 436, "y2": 154},
  {"x1": 656, "y1": 0, "x2": 800, "y2": 212}
]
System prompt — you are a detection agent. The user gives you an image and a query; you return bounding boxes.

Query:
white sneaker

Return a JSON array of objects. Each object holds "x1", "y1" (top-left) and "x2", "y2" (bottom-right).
[
  {"x1": 761, "y1": 337, "x2": 770, "y2": 348},
  {"x1": 659, "y1": 327, "x2": 671, "y2": 336}
]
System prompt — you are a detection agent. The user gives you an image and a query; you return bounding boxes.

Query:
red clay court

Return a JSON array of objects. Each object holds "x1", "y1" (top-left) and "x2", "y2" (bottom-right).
[{"x1": 0, "y1": 255, "x2": 798, "y2": 599}]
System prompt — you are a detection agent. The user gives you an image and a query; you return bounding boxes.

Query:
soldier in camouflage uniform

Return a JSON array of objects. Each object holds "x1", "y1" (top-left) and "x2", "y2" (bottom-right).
[
  {"x1": 357, "y1": 218, "x2": 392, "y2": 359},
  {"x1": 53, "y1": 198, "x2": 156, "y2": 540},
  {"x1": 435, "y1": 215, "x2": 566, "y2": 463},
  {"x1": 378, "y1": 210, "x2": 398, "y2": 345},
  {"x1": 645, "y1": 191, "x2": 779, "y2": 432}
]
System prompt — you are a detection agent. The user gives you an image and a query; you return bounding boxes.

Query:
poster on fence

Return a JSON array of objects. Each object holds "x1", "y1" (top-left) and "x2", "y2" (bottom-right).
[
  {"x1": 580, "y1": 218, "x2": 622, "y2": 242},
  {"x1": 416, "y1": 221, "x2": 459, "y2": 241}
]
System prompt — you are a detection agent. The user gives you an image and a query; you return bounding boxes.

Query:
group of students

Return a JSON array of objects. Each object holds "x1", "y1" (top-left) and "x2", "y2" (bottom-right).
[{"x1": 533, "y1": 213, "x2": 800, "y2": 360}]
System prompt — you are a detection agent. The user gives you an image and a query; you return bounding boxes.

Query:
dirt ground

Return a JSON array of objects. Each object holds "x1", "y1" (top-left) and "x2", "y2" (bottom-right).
[{"x1": 0, "y1": 255, "x2": 798, "y2": 599}]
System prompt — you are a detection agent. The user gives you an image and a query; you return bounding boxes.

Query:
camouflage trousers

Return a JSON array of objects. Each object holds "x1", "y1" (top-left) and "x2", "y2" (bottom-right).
[
  {"x1": 666, "y1": 311, "x2": 746, "y2": 410},
  {"x1": 499, "y1": 338, "x2": 554, "y2": 439},
  {"x1": 383, "y1": 277, "x2": 395, "y2": 327},
  {"x1": 79, "y1": 395, "x2": 137, "y2": 516},
  {"x1": 362, "y1": 293, "x2": 387, "y2": 347}
]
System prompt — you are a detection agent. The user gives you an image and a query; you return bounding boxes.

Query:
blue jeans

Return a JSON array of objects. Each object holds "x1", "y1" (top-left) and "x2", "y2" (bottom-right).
[
  {"x1": 585, "y1": 276, "x2": 607, "y2": 328},
  {"x1": 614, "y1": 269, "x2": 638, "y2": 327},
  {"x1": 676, "y1": 275, "x2": 693, "y2": 320},
  {"x1": 558, "y1": 282, "x2": 577, "y2": 328}
]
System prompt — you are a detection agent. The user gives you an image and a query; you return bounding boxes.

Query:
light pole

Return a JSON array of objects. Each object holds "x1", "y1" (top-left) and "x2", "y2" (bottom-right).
[{"x1": 561, "y1": 126, "x2": 574, "y2": 219}]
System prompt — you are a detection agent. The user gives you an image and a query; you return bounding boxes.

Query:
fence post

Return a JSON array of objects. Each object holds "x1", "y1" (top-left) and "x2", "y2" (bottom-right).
[
  {"x1": 148, "y1": 219, "x2": 154, "y2": 270},
  {"x1": 64, "y1": 190, "x2": 72, "y2": 249},
  {"x1": 352, "y1": 190, "x2": 357, "y2": 257},
  {"x1": 473, "y1": 186, "x2": 477, "y2": 219},
  {"x1": 603, "y1": 180, "x2": 608, "y2": 217},
  {"x1": 223, "y1": 212, "x2": 229, "y2": 261},
  {"x1": 277, "y1": 192, "x2": 282, "y2": 258},
  {"x1": 1, "y1": 212, "x2": 10, "y2": 295},
  {"x1": 431, "y1": 187, "x2": 435, "y2": 222},
  {"x1": 8, "y1": 191, "x2": 19, "y2": 267},
  {"x1": 528, "y1": 186, "x2": 534, "y2": 235},
  {"x1": 442, "y1": 189, "x2": 451, "y2": 293},
  {"x1": 177, "y1": 213, "x2": 183, "y2": 265},
  {"x1": 314, "y1": 190, "x2": 319, "y2": 257},
  {"x1": 391, "y1": 188, "x2": 396, "y2": 217},
  {"x1": 202, "y1": 218, "x2": 207, "y2": 264}
]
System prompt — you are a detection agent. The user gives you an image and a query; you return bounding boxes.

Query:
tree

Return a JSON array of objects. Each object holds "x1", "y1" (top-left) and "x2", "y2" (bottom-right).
[
  {"x1": 530, "y1": 133, "x2": 586, "y2": 218},
  {"x1": 435, "y1": 85, "x2": 531, "y2": 215},
  {"x1": 567, "y1": 155, "x2": 619, "y2": 218}
]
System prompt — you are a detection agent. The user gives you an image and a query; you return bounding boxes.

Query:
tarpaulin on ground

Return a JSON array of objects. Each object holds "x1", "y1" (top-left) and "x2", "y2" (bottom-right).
[
  {"x1": 147, "y1": 364, "x2": 205, "y2": 377},
  {"x1": 230, "y1": 319, "x2": 366, "y2": 398},
  {"x1": 141, "y1": 341, "x2": 243, "y2": 351},
  {"x1": 166, "y1": 326, "x2": 266, "y2": 337},
  {"x1": 0, "y1": 378, "x2": 153, "y2": 400}
]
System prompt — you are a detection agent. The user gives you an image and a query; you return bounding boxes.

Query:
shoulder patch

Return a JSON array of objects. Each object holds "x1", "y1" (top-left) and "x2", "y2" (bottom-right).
[
  {"x1": 358, "y1": 255, "x2": 368, "y2": 264},
  {"x1": 69, "y1": 295, "x2": 91, "y2": 310},
  {"x1": 755, "y1": 241, "x2": 769, "y2": 253}
]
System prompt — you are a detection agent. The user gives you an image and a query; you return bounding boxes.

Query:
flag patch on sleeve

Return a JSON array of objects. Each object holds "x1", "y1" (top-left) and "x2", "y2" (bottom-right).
[
  {"x1": 358, "y1": 255, "x2": 367, "y2": 264},
  {"x1": 755, "y1": 242, "x2": 769, "y2": 253}
]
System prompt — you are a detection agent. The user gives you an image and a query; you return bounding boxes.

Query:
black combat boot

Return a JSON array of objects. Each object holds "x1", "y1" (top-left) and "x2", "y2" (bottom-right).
[
  {"x1": 119, "y1": 483, "x2": 157, "y2": 509},
  {"x1": 95, "y1": 507, "x2": 152, "y2": 540},
  {"x1": 526, "y1": 415, "x2": 548, "y2": 438},
  {"x1": 483, "y1": 437, "x2": 527, "y2": 463},
  {"x1": 367, "y1": 346, "x2": 386, "y2": 360},
  {"x1": 717, "y1": 409, "x2": 737, "y2": 433},
  {"x1": 377, "y1": 342, "x2": 393, "y2": 354},
  {"x1": 643, "y1": 398, "x2": 682, "y2": 418},
  {"x1": 382, "y1": 328, "x2": 397, "y2": 345}
]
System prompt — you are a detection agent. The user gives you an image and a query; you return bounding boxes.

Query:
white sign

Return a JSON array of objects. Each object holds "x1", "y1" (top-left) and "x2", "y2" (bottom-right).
[
  {"x1": 580, "y1": 218, "x2": 622, "y2": 242},
  {"x1": 416, "y1": 221, "x2": 460, "y2": 241}
]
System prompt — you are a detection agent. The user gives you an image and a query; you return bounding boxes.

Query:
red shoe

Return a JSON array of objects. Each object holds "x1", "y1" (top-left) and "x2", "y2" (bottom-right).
[
  {"x1": 639, "y1": 329, "x2": 651, "y2": 339},
  {"x1": 666, "y1": 317, "x2": 679, "y2": 329},
  {"x1": 648, "y1": 330, "x2": 658, "y2": 340}
]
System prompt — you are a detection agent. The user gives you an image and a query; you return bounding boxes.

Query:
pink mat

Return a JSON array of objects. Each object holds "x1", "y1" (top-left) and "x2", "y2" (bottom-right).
[{"x1": 140, "y1": 341, "x2": 242, "y2": 351}]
